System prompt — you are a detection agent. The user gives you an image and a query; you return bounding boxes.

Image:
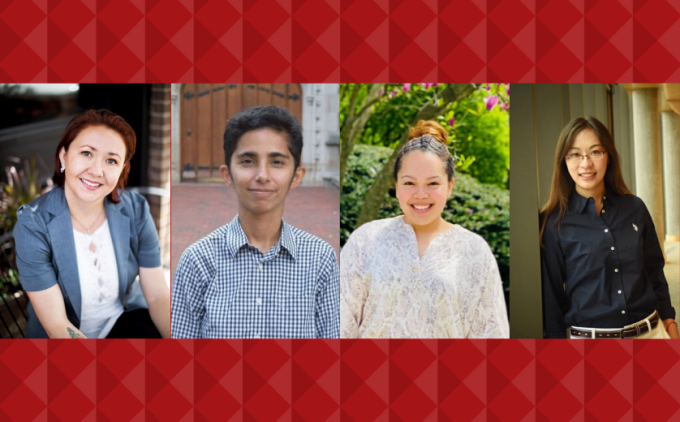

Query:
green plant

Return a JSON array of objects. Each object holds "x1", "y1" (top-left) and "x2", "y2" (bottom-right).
[
  {"x1": 0, "y1": 266, "x2": 21, "y2": 299},
  {"x1": 341, "y1": 144, "x2": 509, "y2": 289},
  {"x1": 0, "y1": 155, "x2": 44, "y2": 235},
  {"x1": 342, "y1": 83, "x2": 510, "y2": 190},
  {"x1": 448, "y1": 84, "x2": 509, "y2": 188},
  {"x1": 0, "y1": 154, "x2": 49, "y2": 297}
]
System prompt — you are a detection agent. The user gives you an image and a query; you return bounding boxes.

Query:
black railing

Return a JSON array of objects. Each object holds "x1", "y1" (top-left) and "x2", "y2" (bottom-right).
[{"x1": 0, "y1": 231, "x2": 28, "y2": 338}]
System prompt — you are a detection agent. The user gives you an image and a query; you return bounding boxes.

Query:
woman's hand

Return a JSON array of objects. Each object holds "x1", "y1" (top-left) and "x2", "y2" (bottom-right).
[
  {"x1": 26, "y1": 285, "x2": 87, "y2": 339},
  {"x1": 663, "y1": 319, "x2": 679, "y2": 339},
  {"x1": 139, "y1": 266, "x2": 171, "y2": 338}
]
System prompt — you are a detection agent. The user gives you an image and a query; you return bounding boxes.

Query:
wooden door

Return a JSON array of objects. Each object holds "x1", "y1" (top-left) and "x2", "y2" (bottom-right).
[{"x1": 180, "y1": 84, "x2": 303, "y2": 182}]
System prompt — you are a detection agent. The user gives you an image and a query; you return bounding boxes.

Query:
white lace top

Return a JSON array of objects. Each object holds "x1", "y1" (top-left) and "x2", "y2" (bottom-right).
[
  {"x1": 340, "y1": 216, "x2": 509, "y2": 338},
  {"x1": 73, "y1": 220, "x2": 124, "y2": 338}
]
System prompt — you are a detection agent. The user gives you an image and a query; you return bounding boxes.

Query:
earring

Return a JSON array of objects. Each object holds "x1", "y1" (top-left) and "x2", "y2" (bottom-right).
[{"x1": 60, "y1": 166, "x2": 65, "y2": 173}]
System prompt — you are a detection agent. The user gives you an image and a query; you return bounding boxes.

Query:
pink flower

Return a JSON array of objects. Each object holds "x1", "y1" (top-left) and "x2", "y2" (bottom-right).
[
  {"x1": 485, "y1": 95, "x2": 499, "y2": 110},
  {"x1": 449, "y1": 117, "x2": 455, "y2": 126},
  {"x1": 402, "y1": 83, "x2": 411, "y2": 92},
  {"x1": 432, "y1": 83, "x2": 439, "y2": 87},
  {"x1": 424, "y1": 83, "x2": 431, "y2": 89},
  {"x1": 501, "y1": 102, "x2": 509, "y2": 110},
  {"x1": 466, "y1": 208, "x2": 474, "y2": 215},
  {"x1": 485, "y1": 83, "x2": 490, "y2": 91},
  {"x1": 391, "y1": 90, "x2": 398, "y2": 98},
  {"x1": 378, "y1": 90, "x2": 384, "y2": 96}
]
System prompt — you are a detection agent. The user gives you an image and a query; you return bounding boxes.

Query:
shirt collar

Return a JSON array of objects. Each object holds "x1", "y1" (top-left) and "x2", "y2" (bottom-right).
[
  {"x1": 603, "y1": 191, "x2": 616, "y2": 206},
  {"x1": 278, "y1": 221, "x2": 297, "y2": 260},
  {"x1": 225, "y1": 215, "x2": 297, "y2": 260},
  {"x1": 570, "y1": 190, "x2": 615, "y2": 214}
]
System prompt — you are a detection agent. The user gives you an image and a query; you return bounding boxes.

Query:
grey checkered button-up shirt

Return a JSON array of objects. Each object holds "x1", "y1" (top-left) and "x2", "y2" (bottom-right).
[{"x1": 171, "y1": 216, "x2": 339, "y2": 339}]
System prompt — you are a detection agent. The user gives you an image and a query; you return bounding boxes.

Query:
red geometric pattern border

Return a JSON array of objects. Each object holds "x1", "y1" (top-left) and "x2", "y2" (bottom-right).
[
  {"x1": 2, "y1": 340, "x2": 680, "y2": 421},
  {"x1": 0, "y1": 0, "x2": 679, "y2": 82}
]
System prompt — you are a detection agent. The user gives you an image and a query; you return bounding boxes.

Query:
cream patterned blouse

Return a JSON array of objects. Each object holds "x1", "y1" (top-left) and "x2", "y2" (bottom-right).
[{"x1": 340, "y1": 216, "x2": 509, "y2": 338}]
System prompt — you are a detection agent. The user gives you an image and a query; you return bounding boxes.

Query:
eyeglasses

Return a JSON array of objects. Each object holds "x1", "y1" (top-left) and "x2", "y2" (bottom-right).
[{"x1": 565, "y1": 150, "x2": 606, "y2": 163}]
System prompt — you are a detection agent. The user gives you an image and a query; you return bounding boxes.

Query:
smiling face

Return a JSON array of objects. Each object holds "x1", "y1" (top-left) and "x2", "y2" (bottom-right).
[
  {"x1": 59, "y1": 125, "x2": 126, "y2": 207},
  {"x1": 395, "y1": 150, "x2": 454, "y2": 228},
  {"x1": 221, "y1": 128, "x2": 305, "y2": 218},
  {"x1": 566, "y1": 128, "x2": 608, "y2": 198}
]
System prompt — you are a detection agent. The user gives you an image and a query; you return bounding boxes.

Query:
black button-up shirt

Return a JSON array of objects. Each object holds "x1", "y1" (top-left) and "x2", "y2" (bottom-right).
[{"x1": 541, "y1": 192, "x2": 674, "y2": 338}]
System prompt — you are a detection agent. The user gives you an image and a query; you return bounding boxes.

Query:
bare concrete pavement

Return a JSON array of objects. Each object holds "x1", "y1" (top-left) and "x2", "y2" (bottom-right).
[{"x1": 171, "y1": 184, "x2": 340, "y2": 277}]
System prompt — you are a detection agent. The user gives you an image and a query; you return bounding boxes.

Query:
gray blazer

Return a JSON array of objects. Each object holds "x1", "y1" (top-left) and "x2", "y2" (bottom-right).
[{"x1": 14, "y1": 186, "x2": 161, "y2": 338}]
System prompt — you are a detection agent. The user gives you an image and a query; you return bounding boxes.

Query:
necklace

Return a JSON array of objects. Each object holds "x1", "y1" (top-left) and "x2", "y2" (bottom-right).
[
  {"x1": 70, "y1": 207, "x2": 105, "y2": 235},
  {"x1": 71, "y1": 207, "x2": 105, "y2": 255}
]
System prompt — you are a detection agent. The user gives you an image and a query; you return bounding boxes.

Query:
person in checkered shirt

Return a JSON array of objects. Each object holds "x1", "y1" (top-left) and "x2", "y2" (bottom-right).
[{"x1": 171, "y1": 106, "x2": 339, "y2": 339}]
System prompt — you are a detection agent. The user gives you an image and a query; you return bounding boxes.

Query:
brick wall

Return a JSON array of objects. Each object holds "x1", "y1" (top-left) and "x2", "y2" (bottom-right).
[{"x1": 148, "y1": 84, "x2": 171, "y2": 265}]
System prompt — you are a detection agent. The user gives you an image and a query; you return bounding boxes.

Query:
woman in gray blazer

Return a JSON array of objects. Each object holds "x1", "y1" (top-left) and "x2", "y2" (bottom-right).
[{"x1": 13, "y1": 109, "x2": 170, "y2": 339}]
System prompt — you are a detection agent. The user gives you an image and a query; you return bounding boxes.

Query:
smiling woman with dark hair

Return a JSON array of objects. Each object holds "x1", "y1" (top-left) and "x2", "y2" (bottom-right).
[
  {"x1": 13, "y1": 109, "x2": 170, "y2": 339},
  {"x1": 340, "y1": 120, "x2": 509, "y2": 339},
  {"x1": 540, "y1": 116, "x2": 677, "y2": 339}
]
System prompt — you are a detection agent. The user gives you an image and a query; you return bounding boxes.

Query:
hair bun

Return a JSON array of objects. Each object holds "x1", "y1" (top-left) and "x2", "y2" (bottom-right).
[{"x1": 408, "y1": 120, "x2": 449, "y2": 145}]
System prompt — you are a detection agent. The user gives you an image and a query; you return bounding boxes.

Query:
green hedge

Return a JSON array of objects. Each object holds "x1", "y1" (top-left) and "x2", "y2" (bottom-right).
[{"x1": 341, "y1": 144, "x2": 509, "y2": 289}]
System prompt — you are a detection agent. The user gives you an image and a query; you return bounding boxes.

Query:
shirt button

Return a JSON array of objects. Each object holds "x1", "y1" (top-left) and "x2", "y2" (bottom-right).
[
  {"x1": 602, "y1": 209, "x2": 606, "y2": 213},
  {"x1": 622, "y1": 310, "x2": 626, "y2": 314},
  {"x1": 615, "y1": 269, "x2": 619, "y2": 272},
  {"x1": 604, "y1": 196, "x2": 607, "y2": 200},
  {"x1": 611, "y1": 247, "x2": 615, "y2": 250},
  {"x1": 254, "y1": 334, "x2": 261, "y2": 339},
  {"x1": 604, "y1": 229, "x2": 608, "y2": 233},
  {"x1": 256, "y1": 298, "x2": 262, "y2": 305},
  {"x1": 258, "y1": 263, "x2": 263, "y2": 270},
  {"x1": 618, "y1": 290, "x2": 622, "y2": 294}
]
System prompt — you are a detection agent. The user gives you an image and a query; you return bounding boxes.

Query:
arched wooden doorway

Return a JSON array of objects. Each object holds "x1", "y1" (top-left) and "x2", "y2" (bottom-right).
[{"x1": 179, "y1": 84, "x2": 303, "y2": 181}]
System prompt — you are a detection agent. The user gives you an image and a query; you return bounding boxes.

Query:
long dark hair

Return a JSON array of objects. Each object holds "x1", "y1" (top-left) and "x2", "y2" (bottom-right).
[{"x1": 539, "y1": 117, "x2": 632, "y2": 247}]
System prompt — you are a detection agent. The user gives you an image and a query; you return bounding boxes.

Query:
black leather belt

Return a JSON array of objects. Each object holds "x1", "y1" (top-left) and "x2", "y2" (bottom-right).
[{"x1": 569, "y1": 311, "x2": 660, "y2": 339}]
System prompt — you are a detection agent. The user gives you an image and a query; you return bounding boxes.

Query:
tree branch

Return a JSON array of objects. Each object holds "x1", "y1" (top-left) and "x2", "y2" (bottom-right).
[
  {"x1": 339, "y1": 83, "x2": 384, "y2": 187},
  {"x1": 355, "y1": 84, "x2": 476, "y2": 227}
]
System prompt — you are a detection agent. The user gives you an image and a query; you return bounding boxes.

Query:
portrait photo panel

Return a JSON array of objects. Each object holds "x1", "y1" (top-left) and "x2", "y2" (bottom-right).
[
  {"x1": 339, "y1": 83, "x2": 510, "y2": 339},
  {"x1": 0, "y1": 83, "x2": 171, "y2": 340},
  {"x1": 170, "y1": 83, "x2": 340, "y2": 339},
  {"x1": 510, "y1": 83, "x2": 680, "y2": 340}
]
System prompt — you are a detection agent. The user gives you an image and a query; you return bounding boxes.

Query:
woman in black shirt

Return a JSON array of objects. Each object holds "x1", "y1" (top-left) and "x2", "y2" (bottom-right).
[{"x1": 540, "y1": 117, "x2": 677, "y2": 339}]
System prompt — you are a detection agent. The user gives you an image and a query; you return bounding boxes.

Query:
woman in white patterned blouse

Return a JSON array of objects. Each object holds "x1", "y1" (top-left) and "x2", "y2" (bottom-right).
[{"x1": 340, "y1": 120, "x2": 509, "y2": 338}]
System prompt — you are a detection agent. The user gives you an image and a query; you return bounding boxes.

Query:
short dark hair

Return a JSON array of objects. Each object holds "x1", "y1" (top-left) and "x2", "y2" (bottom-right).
[
  {"x1": 53, "y1": 109, "x2": 136, "y2": 204},
  {"x1": 223, "y1": 106, "x2": 303, "y2": 169}
]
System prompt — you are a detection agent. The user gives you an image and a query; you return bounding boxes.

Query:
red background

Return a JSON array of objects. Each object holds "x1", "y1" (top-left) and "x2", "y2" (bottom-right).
[
  {"x1": 2, "y1": 0, "x2": 680, "y2": 420},
  {"x1": 2, "y1": 339, "x2": 680, "y2": 420},
  {"x1": 0, "y1": 0, "x2": 678, "y2": 82}
]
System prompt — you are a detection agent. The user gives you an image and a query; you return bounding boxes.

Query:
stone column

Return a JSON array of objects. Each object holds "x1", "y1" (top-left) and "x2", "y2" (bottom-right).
[
  {"x1": 631, "y1": 88, "x2": 665, "y2": 251},
  {"x1": 662, "y1": 110, "x2": 680, "y2": 241}
]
